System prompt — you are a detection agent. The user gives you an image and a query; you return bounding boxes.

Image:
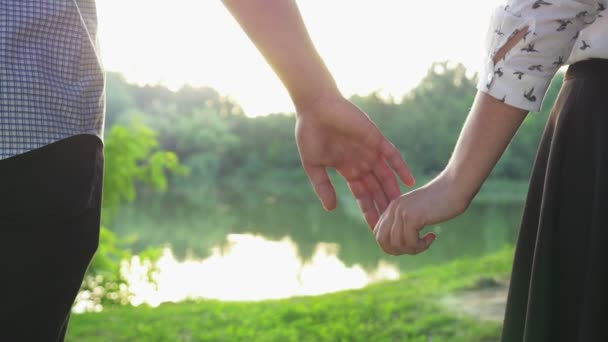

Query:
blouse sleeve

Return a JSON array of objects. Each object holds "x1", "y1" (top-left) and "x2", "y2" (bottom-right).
[{"x1": 477, "y1": 0, "x2": 606, "y2": 111}]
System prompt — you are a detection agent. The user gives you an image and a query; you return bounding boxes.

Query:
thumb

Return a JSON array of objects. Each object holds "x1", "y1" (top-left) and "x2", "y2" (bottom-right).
[{"x1": 414, "y1": 232, "x2": 437, "y2": 254}]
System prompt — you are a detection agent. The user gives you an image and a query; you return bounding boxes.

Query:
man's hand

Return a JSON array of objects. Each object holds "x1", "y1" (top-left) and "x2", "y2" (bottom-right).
[
  {"x1": 295, "y1": 95, "x2": 415, "y2": 229},
  {"x1": 222, "y1": 0, "x2": 415, "y2": 228}
]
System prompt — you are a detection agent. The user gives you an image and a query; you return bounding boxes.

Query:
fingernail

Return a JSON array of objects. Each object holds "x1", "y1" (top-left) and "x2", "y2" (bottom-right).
[{"x1": 408, "y1": 175, "x2": 416, "y2": 186}]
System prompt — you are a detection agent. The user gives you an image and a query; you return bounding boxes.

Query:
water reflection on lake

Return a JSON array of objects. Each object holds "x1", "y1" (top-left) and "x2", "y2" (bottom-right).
[
  {"x1": 105, "y1": 193, "x2": 524, "y2": 308},
  {"x1": 124, "y1": 234, "x2": 399, "y2": 307}
]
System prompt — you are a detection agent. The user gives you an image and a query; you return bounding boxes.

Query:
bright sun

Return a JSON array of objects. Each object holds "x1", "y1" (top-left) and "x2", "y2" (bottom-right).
[{"x1": 96, "y1": 0, "x2": 504, "y2": 116}]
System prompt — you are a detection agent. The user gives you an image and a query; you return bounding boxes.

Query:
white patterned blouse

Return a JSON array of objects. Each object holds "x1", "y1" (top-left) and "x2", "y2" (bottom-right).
[{"x1": 479, "y1": 0, "x2": 608, "y2": 111}]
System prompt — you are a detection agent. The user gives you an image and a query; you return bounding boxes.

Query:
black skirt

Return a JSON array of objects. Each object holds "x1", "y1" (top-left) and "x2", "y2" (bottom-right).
[{"x1": 502, "y1": 59, "x2": 608, "y2": 342}]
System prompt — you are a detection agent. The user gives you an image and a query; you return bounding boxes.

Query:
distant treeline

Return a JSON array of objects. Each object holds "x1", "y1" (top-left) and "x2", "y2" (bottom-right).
[{"x1": 106, "y1": 62, "x2": 563, "y2": 207}]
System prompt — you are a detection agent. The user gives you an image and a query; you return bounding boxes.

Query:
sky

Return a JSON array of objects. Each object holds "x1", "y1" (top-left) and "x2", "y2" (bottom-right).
[{"x1": 96, "y1": 0, "x2": 504, "y2": 117}]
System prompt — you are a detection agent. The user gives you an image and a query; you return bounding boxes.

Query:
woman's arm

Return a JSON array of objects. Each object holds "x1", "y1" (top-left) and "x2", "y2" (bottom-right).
[
  {"x1": 373, "y1": 0, "x2": 604, "y2": 256},
  {"x1": 443, "y1": 93, "x2": 528, "y2": 207},
  {"x1": 374, "y1": 92, "x2": 527, "y2": 255}
]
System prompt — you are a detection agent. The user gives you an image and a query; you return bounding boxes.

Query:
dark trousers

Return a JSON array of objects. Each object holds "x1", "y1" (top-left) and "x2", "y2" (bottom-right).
[{"x1": 0, "y1": 135, "x2": 104, "y2": 342}]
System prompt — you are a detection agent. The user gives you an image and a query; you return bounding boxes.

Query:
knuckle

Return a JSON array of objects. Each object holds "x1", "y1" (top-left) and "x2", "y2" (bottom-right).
[
  {"x1": 381, "y1": 246, "x2": 395, "y2": 256},
  {"x1": 400, "y1": 209, "x2": 412, "y2": 222},
  {"x1": 388, "y1": 248, "x2": 402, "y2": 256},
  {"x1": 390, "y1": 239, "x2": 404, "y2": 251},
  {"x1": 387, "y1": 198, "x2": 402, "y2": 212},
  {"x1": 399, "y1": 248, "x2": 414, "y2": 255},
  {"x1": 376, "y1": 239, "x2": 397, "y2": 256},
  {"x1": 346, "y1": 167, "x2": 360, "y2": 179}
]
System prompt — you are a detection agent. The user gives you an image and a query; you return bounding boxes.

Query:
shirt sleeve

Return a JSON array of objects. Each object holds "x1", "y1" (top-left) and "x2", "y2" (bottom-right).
[{"x1": 477, "y1": 0, "x2": 605, "y2": 112}]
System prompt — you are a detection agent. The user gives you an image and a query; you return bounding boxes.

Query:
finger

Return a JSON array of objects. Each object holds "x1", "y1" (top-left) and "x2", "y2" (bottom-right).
[
  {"x1": 419, "y1": 232, "x2": 437, "y2": 251},
  {"x1": 374, "y1": 197, "x2": 398, "y2": 234},
  {"x1": 376, "y1": 203, "x2": 400, "y2": 255},
  {"x1": 400, "y1": 211, "x2": 434, "y2": 254},
  {"x1": 407, "y1": 232, "x2": 437, "y2": 255},
  {"x1": 381, "y1": 139, "x2": 415, "y2": 187},
  {"x1": 374, "y1": 212, "x2": 391, "y2": 254},
  {"x1": 362, "y1": 174, "x2": 389, "y2": 214},
  {"x1": 349, "y1": 180, "x2": 379, "y2": 229},
  {"x1": 373, "y1": 160, "x2": 401, "y2": 201},
  {"x1": 361, "y1": 198, "x2": 380, "y2": 229},
  {"x1": 390, "y1": 211, "x2": 406, "y2": 253},
  {"x1": 373, "y1": 209, "x2": 389, "y2": 234},
  {"x1": 304, "y1": 164, "x2": 337, "y2": 211}
]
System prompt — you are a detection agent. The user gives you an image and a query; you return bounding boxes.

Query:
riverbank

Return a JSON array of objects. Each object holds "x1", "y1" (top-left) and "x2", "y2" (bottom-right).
[{"x1": 67, "y1": 247, "x2": 513, "y2": 341}]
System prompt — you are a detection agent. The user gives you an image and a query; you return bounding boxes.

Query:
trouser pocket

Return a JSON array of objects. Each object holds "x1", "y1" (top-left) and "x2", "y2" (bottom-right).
[{"x1": 0, "y1": 135, "x2": 104, "y2": 226}]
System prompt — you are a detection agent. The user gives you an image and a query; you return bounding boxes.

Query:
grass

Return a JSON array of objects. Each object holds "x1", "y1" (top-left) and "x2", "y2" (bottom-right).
[{"x1": 67, "y1": 247, "x2": 514, "y2": 342}]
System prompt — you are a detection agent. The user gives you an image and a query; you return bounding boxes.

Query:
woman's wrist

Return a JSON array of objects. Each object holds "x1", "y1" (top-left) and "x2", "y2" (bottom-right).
[
  {"x1": 400, "y1": 173, "x2": 469, "y2": 228},
  {"x1": 432, "y1": 169, "x2": 476, "y2": 216}
]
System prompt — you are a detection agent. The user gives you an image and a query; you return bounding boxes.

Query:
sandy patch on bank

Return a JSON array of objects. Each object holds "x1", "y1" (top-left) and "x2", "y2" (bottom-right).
[{"x1": 442, "y1": 278, "x2": 509, "y2": 322}]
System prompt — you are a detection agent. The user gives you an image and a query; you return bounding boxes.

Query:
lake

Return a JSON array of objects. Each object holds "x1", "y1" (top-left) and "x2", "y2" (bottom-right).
[{"x1": 94, "y1": 189, "x2": 524, "y2": 309}]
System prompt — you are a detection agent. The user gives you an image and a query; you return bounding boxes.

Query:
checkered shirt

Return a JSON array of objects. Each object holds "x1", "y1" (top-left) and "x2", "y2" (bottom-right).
[{"x1": 0, "y1": 0, "x2": 105, "y2": 160}]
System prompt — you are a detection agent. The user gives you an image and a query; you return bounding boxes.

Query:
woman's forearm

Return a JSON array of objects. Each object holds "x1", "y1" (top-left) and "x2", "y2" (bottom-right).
[
  {"x1": 221, "y1": 0, "x2": 340, "y2": 110},
  {"x1": 441, "y1": 91, "x2": 528, "y2": 207}
]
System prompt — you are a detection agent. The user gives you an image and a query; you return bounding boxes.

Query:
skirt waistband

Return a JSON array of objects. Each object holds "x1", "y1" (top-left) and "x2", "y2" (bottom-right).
[{"x1": 566, "y1": 58, "x2": 608, "y2": 81}]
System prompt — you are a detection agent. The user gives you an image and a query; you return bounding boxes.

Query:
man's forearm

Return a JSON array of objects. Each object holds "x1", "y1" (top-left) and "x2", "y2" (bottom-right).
[
  {"x1": 441, "y1": 91, "x2": 528, "y2": 206},
  {"x1": 222, "y1": 0, "x2": 340, "y2": 110}
]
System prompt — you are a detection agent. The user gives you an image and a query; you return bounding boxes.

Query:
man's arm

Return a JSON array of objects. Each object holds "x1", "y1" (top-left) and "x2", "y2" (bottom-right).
[
  {"x1": 222, "y1": 0, "x2": 415, "y2": 228},
  {"x1": 221, "y1": 0, "x2": 338, "y2": 108}
]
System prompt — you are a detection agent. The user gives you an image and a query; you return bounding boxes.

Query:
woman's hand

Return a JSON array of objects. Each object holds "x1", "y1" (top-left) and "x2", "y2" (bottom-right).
[
  {"x1": 373, "y1": 92, "x2": 528, "y2": 256},
  {"x1": 373, "y1": 174, "x2": 469, "y2": 255},
  {"x1": 295, "y1": 95, "x2": 415, "y2": 229}
]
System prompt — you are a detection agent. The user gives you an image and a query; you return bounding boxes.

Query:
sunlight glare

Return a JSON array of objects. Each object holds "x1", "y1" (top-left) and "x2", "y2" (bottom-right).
[
  {"x1": 96, "y1": 0, "x2": 505, "y2": 116},
  {"x1": 123, "y1": 234, "x2": 400, "y2": 307}
]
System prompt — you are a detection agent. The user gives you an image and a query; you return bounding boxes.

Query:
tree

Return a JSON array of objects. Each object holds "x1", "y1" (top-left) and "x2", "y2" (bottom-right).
[{"x1": 79, "y1": 120, "x2": 186, "y2": 308}]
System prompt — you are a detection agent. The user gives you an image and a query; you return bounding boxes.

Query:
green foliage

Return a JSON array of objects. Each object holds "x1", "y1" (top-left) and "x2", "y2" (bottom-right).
[
  {"x1": 88, "y1": 227, "x2": 132, "y2": 282},
  {"x1": 364, "y1": 62, "x2": 477, "y2": 175},
  {"x1": 102, "y1": 63, "x2": 563, "y2": 209},
  {"x1": 68, "y1": 247, "x2": 514, "y2": 341},
  {"x1": 104, "y1": 73, "x2": 136, "y2": 128},
  {"x1": 80, "y1": 227, "x2": 133, "y2": 307},
  {"x1": 102, "y1": 119, "x2": 187, "y2": 220},
  {"x1": 96, "y1": 64, "x2": 562, "y2": 262},
  {"x1": 155, "y1": 107, "x2": 239, "y2": 207},
  {"x1": 84, "y1": 63, "x2": 563, "y2": 307},
  {"x1": 82, "y1": 121, "x2": 187, "y2": 307}
]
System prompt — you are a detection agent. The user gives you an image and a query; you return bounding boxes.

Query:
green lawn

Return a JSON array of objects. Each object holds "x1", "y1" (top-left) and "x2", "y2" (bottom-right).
[{"x1": 67, "y1": 247, "x2": 513, "y2": 342}]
